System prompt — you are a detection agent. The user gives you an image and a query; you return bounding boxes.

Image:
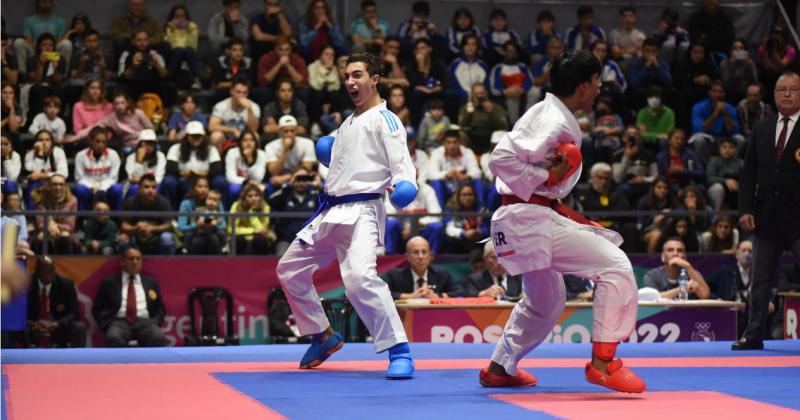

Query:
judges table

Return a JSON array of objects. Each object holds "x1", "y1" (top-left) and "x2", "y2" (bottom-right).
[
  {"x1": 395, "y1": 300, "x2": 744, "y2": 343},
  {"x1": 779, "y1": 292, "x2": 800, "y2": 339}
]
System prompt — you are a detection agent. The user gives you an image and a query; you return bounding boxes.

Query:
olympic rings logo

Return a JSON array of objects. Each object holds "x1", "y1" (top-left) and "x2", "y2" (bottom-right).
[{"x1": 694, "y1": 321, "x2": 711, "y2": 330}]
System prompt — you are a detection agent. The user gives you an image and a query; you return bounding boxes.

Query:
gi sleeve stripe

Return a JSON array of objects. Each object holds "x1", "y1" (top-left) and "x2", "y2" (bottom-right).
[{"x1": 380, "y1": 110, "x2": 399, "y2": 132}]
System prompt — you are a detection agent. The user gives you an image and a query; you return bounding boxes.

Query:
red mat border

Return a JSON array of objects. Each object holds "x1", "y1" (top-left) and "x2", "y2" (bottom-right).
[{"x1": 5, "y1": 356, "x2": 800, "y2": 420}]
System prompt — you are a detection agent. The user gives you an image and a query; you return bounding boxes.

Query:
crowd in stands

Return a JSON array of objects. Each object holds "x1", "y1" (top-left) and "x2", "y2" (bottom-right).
[{"x1": 2, "y1": 0, "x2": 799, "y2": 261}]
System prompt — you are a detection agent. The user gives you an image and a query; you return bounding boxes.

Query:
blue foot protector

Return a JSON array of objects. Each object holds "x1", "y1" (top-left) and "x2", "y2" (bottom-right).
[
  {"x1": 300, "y1": 332, "x2": 344, "y2": 369},
  {"x1": 385, "y1": 342, "x2": 415, "y2": 379}
]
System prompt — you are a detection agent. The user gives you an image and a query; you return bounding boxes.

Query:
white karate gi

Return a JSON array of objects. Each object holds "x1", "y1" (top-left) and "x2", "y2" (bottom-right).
[
  {"x1": 488, "y1": 93, "x2": 638, "y2": 374},
  {"x1": 276, "y1": 101, "x2": 417, "y2": 353}
]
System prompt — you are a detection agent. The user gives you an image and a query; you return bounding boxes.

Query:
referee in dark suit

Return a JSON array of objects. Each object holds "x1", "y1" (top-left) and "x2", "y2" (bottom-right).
[{"x1": 733, "y1": 71, "x2": 800, "y2": 350}]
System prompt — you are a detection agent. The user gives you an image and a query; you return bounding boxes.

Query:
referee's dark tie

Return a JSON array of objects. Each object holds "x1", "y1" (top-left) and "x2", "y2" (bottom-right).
[
  {"x1": 776, "y1": 117, "x2": 789, "y2": 160},
  {"x1": 417, "y1": 278, "x2": 425, "y2": 289},
  {"x1": 126, "y1": 275, "x2": 137, "y2": 323}
]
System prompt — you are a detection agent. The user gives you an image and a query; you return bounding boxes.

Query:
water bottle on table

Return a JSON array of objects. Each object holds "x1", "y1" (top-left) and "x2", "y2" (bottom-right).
[{"x1": 677, "y1": 268, "x2": 689, "y2": 301}]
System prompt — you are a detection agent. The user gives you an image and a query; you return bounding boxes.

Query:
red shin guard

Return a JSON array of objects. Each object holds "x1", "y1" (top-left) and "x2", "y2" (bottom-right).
[
  {"x1": 585, "y1": 342, "x2": 646, "y2": 393},
  {"x1": 592, "y1": 341, "x2": 618, "y2": 360}
]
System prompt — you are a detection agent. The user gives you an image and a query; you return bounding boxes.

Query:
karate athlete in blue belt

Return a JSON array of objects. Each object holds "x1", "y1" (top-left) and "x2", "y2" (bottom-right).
[{"x1": 276, "y1": 53, "x2": 418, "y2": 379}]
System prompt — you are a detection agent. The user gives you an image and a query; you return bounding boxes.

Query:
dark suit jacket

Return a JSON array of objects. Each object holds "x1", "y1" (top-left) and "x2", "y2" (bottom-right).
[
  {"x1": 739, "y1": 114, "x2": 800, "y2": 243},
  {"x1": 27, "y1": 276, "x2": 80, "y2": 327},
  {"x1": 708, "y1": 263, "x2": 778, "y2": 302},
  {"x1": 92, "y1": 274, "x2": 166, "y2": 331},
  {"x1": 707, "y1": 264, "x2": 745, "y2": 301},
  {"x1": 462, "y1": 270, "x2": 522, "y2": 299},
  {"x1": 382, "y1": 266, "x2": 464, "y2": 300}
]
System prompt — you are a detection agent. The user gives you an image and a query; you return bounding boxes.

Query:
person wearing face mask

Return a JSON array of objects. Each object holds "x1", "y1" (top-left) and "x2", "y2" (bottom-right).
[
  {"x1": 489, "y1": 40, "x2": 538, "y2": 124},
  {"x1": 636, "y1": 85, "x2": 675, "y2": 150},
  {"x1": 720, "y1": 40, "x2": 759, "y2": 105},
  {"x1": 707, "y1": 240, "x2": 776, "y2": 338}
]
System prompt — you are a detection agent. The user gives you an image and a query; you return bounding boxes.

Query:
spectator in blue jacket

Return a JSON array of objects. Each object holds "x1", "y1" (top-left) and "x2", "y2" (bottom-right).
[
  {"x1": 445, "y1": 7, "x2": 480, "y2": 58},
  {"x1": 564, "y1": 5, "x2": 605, "y2": 51},
  {"x1": 527, "y1": 10, "x2": 561, "y2": 66},
  {"x1": 627, "y1": 38, "x2": 673, "y2": 109},
  {"x1": 591, "y1": 39, "x2": 627, "y2": 93},
  {"x1": 489, "y1": 41, "x2": 536, "y2": 123},
  {"x1": 447, "y1": 34, "x2": 488, "y2": 105},
  {"x1": 482, "y1": 9, "x2": 520, "y2": 66},
  {"x1": 689, "y1": 80, "x2": 742, "y2": 162}
]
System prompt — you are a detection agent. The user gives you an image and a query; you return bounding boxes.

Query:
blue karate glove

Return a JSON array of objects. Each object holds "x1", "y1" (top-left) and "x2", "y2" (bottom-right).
[
  {"x1": 315, "y1": 135, "x2": 335, "y2": 167},
  {"x1": 390, "y1": 180, "x2": 417, "y2": 208}
]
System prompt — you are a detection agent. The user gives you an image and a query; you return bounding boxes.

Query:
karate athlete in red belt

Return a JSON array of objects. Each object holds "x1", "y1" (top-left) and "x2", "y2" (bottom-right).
[{"x1": 479, "y1": 50, "x2": 646, "y2": 393}]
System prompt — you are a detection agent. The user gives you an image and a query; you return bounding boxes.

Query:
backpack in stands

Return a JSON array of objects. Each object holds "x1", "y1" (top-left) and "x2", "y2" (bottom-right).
[{"x1": 137, "y1": 93, "x2": 166, "y2": 132}]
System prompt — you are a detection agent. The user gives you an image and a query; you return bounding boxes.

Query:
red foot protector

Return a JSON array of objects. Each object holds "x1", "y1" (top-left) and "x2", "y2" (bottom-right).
[
  {"x1": 545, "y1": 142, "x2": 582, "y2": 186},
  {"x1": 585, "y1": 359, "x2": 646, "y2": 393},
  {"x1": 479, "y1": 367, "x2": 537, "y2": 388},
  {"x1": 585, "y1": 342, "x2": 646, "y2": 393}
]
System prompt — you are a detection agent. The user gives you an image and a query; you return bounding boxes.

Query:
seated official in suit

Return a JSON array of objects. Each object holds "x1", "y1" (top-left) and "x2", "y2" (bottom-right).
[
  {"x1": 462, "y1": 241, "x2": 522, "y2": 299},
  {"x1": 382, "y1": 236, "x2": 464, "y2": 300},
  {"x1": 707, "y1": 240, "x2": 776, "y2": 338},
  {"x1": 27, "y1": 256, "x2": 87, "y2": 348},
  {"x1": 92, "y1": 245, "x2": 168, "y2": 347}
]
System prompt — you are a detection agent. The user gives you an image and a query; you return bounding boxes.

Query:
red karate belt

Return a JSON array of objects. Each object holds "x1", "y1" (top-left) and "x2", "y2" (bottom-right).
[{"x1": 500, "y1": 194, "x2": 601, "y2": 228}]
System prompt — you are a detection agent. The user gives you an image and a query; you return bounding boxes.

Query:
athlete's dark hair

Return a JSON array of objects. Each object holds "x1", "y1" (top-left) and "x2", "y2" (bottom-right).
[
  {"x1": 549, "y1": 50, "x2": 601, "y2": 98},
  {"x1": 346, "y1": 52, "x2": 383, "y2": 78}
]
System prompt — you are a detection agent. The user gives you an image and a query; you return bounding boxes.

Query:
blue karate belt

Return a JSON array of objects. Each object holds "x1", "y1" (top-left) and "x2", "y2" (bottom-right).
[{"x1": 300, "y1": 191, "x2": 382, "y2": 230}]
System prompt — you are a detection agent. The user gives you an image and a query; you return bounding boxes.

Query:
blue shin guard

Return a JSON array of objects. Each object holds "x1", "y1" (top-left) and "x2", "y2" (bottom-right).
[
  {"x1": 300, "y1": 331, "x2": 344, "y2": 369},
  {"x1": 385, "y1": 342, "x2": 415, "y2": 379}
]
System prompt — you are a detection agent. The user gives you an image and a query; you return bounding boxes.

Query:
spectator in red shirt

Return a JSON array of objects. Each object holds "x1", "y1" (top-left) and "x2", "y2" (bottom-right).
[{"x1": 257, "y1": 35, "x2": 308, "y2": 102}]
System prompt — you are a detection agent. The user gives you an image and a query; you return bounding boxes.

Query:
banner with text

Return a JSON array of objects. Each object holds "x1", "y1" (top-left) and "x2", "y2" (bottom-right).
[{"x1": 399, "y1": 305, "x2": 738, "y2": 343}]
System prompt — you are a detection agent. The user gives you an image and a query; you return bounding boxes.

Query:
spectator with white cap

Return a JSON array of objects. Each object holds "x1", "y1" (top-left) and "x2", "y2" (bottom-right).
[
  {"x1": 161, "y1": 121, "x2": 228, "y2": 209},
  {"x1": 124, "y1": 128, "x2": 166, "y2": 200},
  {"x1": 74, "y1": 127, "x2": 123, "y2": 210},
  {"x1": 264, "y1": 115, "x2": 316, "y2": 188}
]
